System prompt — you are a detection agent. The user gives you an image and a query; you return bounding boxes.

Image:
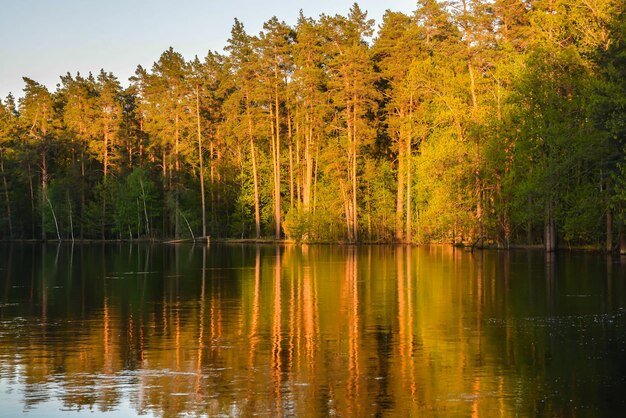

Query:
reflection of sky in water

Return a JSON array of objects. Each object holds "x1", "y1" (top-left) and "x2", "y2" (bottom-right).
[
  {"x1": 0, "y1": 366, "x2": 158, "y2": 418},
  {"x1": 0, "y1": 389, "x2": 155, "y2": 418}
]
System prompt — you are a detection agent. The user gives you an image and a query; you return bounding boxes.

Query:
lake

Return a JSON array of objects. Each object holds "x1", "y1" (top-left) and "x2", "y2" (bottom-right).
[{"x1": 0, "y1": 243, "x2": 625, "y2": 416}]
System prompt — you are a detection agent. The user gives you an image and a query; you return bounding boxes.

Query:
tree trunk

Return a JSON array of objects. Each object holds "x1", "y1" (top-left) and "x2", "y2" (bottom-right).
[
  {"x1": 607, "y1": 205, "x2": 613, "y2": 253},
  {"x1": 367, "y1": 180, "x2": 372, "y2": 241},
  {"x1": 545, "y1": 219, "x2": 556, "y2": 253},
  {"x1": 341, "y1": 180, "x2": 351, "y2": 239},
  {"x1": 304, "y1": 122, "x2": 313, "y2": 211},
  {"x1": 345, "y1": 93, "x2": 354, "y2": 243},
  {"x1": 295, "y1": 106, "x2": 302, "y2": 205},
  {"x1": 139, "y1": 178, "x2": 150, "y2": 236},
  {"x1": 162, "y1": 146, "x2": 168, "y2": 236},
  {"x1": 27, "y1": 163, "x2": 35, "y2": 238},
  {"x1": 463, "y1": 0, "x2": 483, "y2": 247},
  {"x1": 80, "y1": 152, "x2": 85, "y2": 239},
  {"x1": 246, "y1": 92, "x2": 261, "y2": 239},
  {"x1": 274, "y1": 90, "x2": 281, "y2": 240},
  {"x1": 102, "y1": 131, "x2": 108, "y2": 240},
  {"x1": 196, "y1": 85, "x2": 207, "y2": 239},
  {"x1": 210, "y1": 139, "x2": 217, "y2": 236},
  {"x1": 139, "y1": 118, "x2": 144, "y2": 165},
  {"x1": 313, "y1": 135, "x2": 320, "y2": 213},
  {"x1": 174, "y1": 112, "x2": 180, "y2": 239},
  {"x1": 395, "y1": 111, "x2": 405, "y2": 242},
  {"x1": 0, "y1": 156, "x2": 13, "y2": 238},
  {"x1": 619, "y1": 231, "x2": 626, "y2": 255},
  {"x1": 41, "y1": 150, "x2": 47, "y2": 242},
  {"x1": 103, "y1": 124, "x2": 109, "y2": 178},
  {"x1": 67, "y1": 192, "x2": 74, "y2": 242},
  {"x1": 288, "y1": 108, "x2": 294, "y2": 212},
  {"x1": 352, "y1": 95, "x2": 359, "y2": 242},
  {"x1": 101, "y1": 181, "x2": 107, "y2": 240},
  {"x1": 406, "y1": 98, "x2": 413, "y2": 243},
  {"x1": 46, "y1": 195, "x2": 60, "y2": 241}
]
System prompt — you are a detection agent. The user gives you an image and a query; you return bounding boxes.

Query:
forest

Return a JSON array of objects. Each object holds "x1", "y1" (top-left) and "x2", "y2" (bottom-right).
[{"x1": 0, "y1": 0, "x2": 625, "y2": 248}]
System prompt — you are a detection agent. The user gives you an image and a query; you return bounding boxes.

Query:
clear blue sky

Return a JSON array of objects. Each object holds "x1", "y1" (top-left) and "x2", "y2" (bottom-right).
[{"x1": 0, "y1": 0, "x2": 416, "y2": 99}]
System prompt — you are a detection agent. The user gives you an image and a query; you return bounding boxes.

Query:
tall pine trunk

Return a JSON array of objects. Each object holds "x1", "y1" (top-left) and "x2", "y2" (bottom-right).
[
  {"x1": 545, "y1": 200, "x2": 556, "y2": 253},
  {"x1": 406, "y1": 99, "x2": 413, "y2": 243},
  {"x1": 303, "y1": 119, "x2": 314, "y2": 211},
  {"x1": 345, "y1": 99, "x2": 354, "y2": 242},
  {"x1": 41, "y1": 150, "x2": 47, "y2": 241},
  {"x1": 273, "y1": 69, "x2": 281, "y2": 240},
  {"x1": 196, "y1": 85, "x2": 207, "y2": 239},
  {"x1": 102, "y1": 123, "x2": 109, "y2": 240},
  {"x1": 395, "y1": 109, "x2": 405, "y2": 242},
  {"x1": 352, "y1": 91, "x2": 359, "y2": 242},
  {"x1": 174, "y1": 112, "x2": 180, "y2": 239},
  {"x1": 27, "y1": 163, "x2": 35, "y2": 238},
  {"x1": 463, "y1": 0, "x2": 483, "y2": 247},
  {"x1": 288, "y1": 108, "x2": 294, "y2": 212},
  {"x1": 246, "y1": 91, "x2": 261, "y2": 239}
]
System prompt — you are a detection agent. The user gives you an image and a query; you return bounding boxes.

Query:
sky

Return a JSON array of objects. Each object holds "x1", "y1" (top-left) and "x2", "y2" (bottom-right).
[{"x1": 0, "y1": 0, "x2": 416, "y2": 100}]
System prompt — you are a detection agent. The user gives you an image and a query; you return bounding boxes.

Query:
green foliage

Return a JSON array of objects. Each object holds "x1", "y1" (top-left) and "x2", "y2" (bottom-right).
[
  {"x1": 283, "y1": 206, "x2": 311, "y2": 243},
  {"x1": 613, "y1": 159, "x2": 626, "y2": 224},
  {"x1": 113, "y1": 168, "x2": 158, "y2": 238},
  {"x1": 44, "y1": 176, "x2": 80, "y2": 238},
  {"x1": 1, "y1": 3, "x2": 625, "y2": 246},
  {"x1": 561, "y1": 182, "x2": 604, "y2": 244},
  {"x1": 362, "y1": 158, "x2": 396, "y2": 241}
]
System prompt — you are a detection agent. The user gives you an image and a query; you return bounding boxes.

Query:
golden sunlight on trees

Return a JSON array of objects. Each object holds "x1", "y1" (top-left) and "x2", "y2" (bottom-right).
[{"x1": 0, "y1": 1, "x2": 625, "y2": 249}]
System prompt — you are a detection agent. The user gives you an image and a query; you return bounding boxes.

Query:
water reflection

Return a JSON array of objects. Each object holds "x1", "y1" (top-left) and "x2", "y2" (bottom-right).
[{"x1": 1, "y1": 244, "x2": 626, "y2": 416}]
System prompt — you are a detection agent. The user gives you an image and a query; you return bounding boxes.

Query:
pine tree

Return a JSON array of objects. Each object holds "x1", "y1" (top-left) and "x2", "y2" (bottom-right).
[
  {"x1": 224, "y1": 19, "x2": 263, "y2": 238},
  {"x1": 321, "y1": 4, "x2": 378, "y2": 242},
  {"x1": 20, "y1": 78, "x2": 57, "y2": 240},
  {"x1": 257, "y1": 17, "x2": 295, "y2": 239},
  {"x1": 0, "y1": 95, "x2": 18, "y2": 237},
  {"x1": 374, "y1": 10, "x2": 423, "y2": 242}
]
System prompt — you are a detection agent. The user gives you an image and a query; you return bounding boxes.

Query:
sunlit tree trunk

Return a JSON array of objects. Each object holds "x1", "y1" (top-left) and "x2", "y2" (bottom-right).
[
  {"x1": 210, "y1": 138, "x2": 217, "y2": 236},
  {"x1": 269, "y1": 101, "x2": 281, "y2": 239},
  {"x1": 341, "y1": 180, "x2": 352, "y2": 240},
  {"x1": 406, "y1": 97, "x2": 413, "y2": 242},
  {"x1": 102, "y1": 120, "x2": 109, "y2": 240},
  {"x1": 41, "y1": 111, "x2": 48, "y2": 242},
  {"x1": 162, "y1": 146, "x2": 168, "y2": 236},
  {"x1": 303, "y1": 116, "x2": 314, "y2": 211},
  {"x1": 103, "y1": 123, "x2": 109, "y2": 178},
  {"x1": 462, "y1": 0, "x2": 483, "y2": 246},
  {"x1": 246, "y1": 91, "x2": 261, "y2": 239},
  {"x1": 345, "y1": 96, "x2": 354, "y2": 242},
  {"x1": 273, "y1": 59, "x2": 282, "y2": 240},
  {"x1": 288, "y1": 108, "x2": 294, "y2": 212},
  {"x1": 395, "y1": 108, "x2": 406, "y2": 242},
  {"x1": 196, "y1": 85, "x2": 207, "y2": 239},
  {"x1": 174, "y1": 111, "x2": 180, "y2": 239},
  {"x1": 41, "y1": 151, "x2": 48, "y2": 241},
  {"x1": 352, "y1": 90, "x2": 359, "y2": 242}
]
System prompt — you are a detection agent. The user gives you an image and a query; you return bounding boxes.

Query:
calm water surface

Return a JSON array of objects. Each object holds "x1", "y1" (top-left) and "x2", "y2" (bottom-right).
[{"x1": 0, "y1": 244, "x2": 626, "y2": 417}]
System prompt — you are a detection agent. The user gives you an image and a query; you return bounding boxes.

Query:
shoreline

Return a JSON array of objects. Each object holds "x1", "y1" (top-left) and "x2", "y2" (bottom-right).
[{"x1": 0, "y1": 238, "x2": 618, "y2": 254}]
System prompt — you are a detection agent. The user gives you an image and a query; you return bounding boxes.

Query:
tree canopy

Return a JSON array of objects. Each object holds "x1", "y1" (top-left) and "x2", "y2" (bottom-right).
[{"x1": 1, "y1": 1, "x2": 625, "y2": 249}]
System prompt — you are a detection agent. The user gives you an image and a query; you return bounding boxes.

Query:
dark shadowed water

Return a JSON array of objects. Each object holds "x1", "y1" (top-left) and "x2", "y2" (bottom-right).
[{"x1": 0, "y1": 243, "x2": 625, "y2": 417}]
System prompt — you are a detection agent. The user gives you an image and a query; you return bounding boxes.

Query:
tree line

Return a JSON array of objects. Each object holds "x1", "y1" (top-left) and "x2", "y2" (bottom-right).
[{"x1": 1, "y1": 0, "x2": 625, "y2": 249}]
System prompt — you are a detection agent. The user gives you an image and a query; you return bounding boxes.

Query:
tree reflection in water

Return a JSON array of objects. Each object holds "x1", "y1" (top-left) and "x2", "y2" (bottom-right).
[{"x1": 1, "y1": 243, "x2": 626, "y2": 416}]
